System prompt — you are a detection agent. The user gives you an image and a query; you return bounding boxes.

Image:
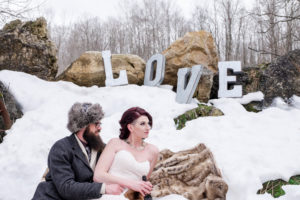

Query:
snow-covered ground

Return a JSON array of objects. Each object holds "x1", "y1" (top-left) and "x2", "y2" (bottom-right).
[{"x1": 0, "y1": 70, "x2": 299, "y2": 200}]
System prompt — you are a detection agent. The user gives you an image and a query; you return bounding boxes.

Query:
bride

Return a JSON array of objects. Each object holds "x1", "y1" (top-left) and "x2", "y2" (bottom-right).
[{"x1": 93, "y1": 107, "x2": 158, "y2": 199}]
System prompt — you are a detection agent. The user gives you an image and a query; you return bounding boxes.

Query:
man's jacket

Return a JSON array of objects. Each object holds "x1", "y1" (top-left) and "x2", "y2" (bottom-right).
[{"x1": 32, "y1": 134, "x2": 103, "y2": 200}]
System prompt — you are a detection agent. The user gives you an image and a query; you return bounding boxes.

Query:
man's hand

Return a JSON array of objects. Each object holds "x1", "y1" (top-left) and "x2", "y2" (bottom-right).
[{"x1": 105, "y1": 184, "x2": 124, "y2": 195}]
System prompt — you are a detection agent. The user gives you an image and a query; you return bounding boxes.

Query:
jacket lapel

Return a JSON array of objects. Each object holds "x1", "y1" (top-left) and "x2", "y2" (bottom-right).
[{"x1": 68, "y1": 134, "x2": 93, "y2": 171}]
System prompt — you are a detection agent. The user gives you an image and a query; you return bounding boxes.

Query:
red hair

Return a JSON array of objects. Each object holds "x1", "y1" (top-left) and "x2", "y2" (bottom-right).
[{"x1": 119, "y1": 107, "x2": 152, "y2": 140}]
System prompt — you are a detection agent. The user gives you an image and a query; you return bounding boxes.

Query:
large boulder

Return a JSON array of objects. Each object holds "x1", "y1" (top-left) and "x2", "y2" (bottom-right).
[
  {"x1": 150, "y1": 144, "x2": 228, "y2": 200},
  {"x1": 258, "y1": 49, "x2": 300, "y2": 106},
  {"x1": 56, "y1": 52, "x2": 145, "y2": 87},
  {"x1": 0, "y1": 18, "x2": 58, "y2": 81},
  {"x1": 162, "y1": 31, "x2": 218, "y2": 102},
  {"x1": 0, "y1": 81, "x2": 23, "y2": 143}
]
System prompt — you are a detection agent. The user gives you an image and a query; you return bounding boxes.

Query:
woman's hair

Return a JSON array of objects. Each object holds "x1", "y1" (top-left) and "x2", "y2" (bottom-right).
[{"x1": 119, "y1": 107, "x2": 153, "y2": 140}]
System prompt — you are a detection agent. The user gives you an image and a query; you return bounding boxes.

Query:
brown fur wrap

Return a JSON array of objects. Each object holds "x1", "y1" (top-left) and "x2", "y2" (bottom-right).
[{"x1": 149, "y1": 144, "x2": 228, "y2": 200}]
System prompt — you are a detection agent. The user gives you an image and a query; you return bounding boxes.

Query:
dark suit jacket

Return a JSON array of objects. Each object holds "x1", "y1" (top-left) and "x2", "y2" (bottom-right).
[{"x1": 32, "y1": 134, "x2": 103, "y2": 200}]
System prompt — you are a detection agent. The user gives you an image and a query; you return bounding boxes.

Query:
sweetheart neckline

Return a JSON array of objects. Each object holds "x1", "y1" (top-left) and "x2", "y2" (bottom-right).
[{"x1": 116, "y1": 149, "x2": 150, "y2": 165}]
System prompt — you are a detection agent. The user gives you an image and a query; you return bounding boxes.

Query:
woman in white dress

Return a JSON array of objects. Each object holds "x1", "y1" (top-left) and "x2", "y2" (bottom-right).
[{"x1": 93, "y1": 107, "x2": 159, "y2": 199}]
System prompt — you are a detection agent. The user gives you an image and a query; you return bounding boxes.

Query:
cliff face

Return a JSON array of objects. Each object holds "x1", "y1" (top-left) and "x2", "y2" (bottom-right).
[{"x1": 0, "y1": 17, "x2": 58, "y2": 81}]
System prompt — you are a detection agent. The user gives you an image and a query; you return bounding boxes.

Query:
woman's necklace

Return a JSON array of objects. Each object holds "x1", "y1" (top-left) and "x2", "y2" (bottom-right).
[{"x1": 126, "y1": 139, "x2": 146, "y2": 151}]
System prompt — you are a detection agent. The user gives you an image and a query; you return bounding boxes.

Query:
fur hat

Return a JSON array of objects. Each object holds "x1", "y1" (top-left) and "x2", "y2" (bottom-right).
[{"x1": 67, "y1": 102, "x2": 104, "y2": 133}]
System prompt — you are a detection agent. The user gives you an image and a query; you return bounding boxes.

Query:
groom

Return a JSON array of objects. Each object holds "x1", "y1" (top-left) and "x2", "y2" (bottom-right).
[{"x1": 33, "y1": 102, "x2": 124, "y2": 199}]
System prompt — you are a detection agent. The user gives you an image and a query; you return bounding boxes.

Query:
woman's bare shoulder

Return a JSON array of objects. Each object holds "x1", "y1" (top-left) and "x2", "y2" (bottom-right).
[
  {"x1": 107, "y1": 138, "x2": 124, "y2": 147},
  {"x1": 146, "y1": 143, "x2": 159, "y2": 155}
]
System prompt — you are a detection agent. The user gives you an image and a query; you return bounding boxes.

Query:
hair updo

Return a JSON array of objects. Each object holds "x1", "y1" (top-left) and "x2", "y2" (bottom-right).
[{"x1": 119, "y1": 107, "x2": 153, "y2": 140}]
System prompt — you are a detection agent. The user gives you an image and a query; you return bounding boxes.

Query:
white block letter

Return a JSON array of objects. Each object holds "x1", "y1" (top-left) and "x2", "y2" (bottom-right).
[
  {"x1": 144, "y1": 54, "x2": 165, "y2": 86},
  {"x1": 102, "y1": 50, "x2": 128, "y2": 86},
  {"x1": 218, "y1": 61, "x2": 242, "y2": 98},
  {"x1": 176, "y1": 65, "x2": 203, "y2": 104}
]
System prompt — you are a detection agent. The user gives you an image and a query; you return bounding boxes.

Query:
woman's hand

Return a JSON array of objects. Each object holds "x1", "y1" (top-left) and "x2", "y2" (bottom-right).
[{"x1": 127, "y1": 180, "x2": 152, "y2": 196}]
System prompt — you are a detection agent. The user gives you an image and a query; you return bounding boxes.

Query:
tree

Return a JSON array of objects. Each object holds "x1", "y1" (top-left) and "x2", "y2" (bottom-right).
[
  {"x1": 0, "y1": 0, "x2": 40, "y2": 26},
  {"x1": 249, "y1": 0, "x2": 300, "y2": 62}
]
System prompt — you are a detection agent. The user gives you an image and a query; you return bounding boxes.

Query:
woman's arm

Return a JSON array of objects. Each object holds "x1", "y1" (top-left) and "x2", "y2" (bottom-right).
[
  {"x1": 93, "y1": 138, "x2": 152, "y2": 196},
  {"x1": 93, "y1": 138, "x2": 126, "y2": 185},
  {"x1": 147, "y1": 144, "x2": 159, "y2": 180}
]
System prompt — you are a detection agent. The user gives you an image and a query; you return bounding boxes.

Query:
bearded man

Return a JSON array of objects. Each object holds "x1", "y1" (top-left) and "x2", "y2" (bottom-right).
[{"x1": 33, "y1": 102, "x2": 124, "y2": 199}]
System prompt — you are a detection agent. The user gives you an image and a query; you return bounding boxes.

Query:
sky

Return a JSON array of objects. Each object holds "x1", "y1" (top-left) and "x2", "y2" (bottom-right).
[
  {"x1": 30, "y1": 0, "x2": 255, "y2": 25},
  {"x1": 0, "y1": 70, "x2": 300, "y2": 199}
]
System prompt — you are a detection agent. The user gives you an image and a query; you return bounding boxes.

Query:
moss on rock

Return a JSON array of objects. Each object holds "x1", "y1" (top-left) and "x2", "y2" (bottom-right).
[
  {"x1": 242, "y1": 101, "x2": 263, "y2": 113},
  {"x1": 257, "y1": 175, "x2": 300, "y2": 198},
  {"x1": 2, "y1": 19, "x2": 22, "y2": 32},
  {"x1": 23, "y1": 17, "x2": 47, "y2": 39},
  {"x1": 174, "y1": 104, "x2": 223, "y2": 130}
]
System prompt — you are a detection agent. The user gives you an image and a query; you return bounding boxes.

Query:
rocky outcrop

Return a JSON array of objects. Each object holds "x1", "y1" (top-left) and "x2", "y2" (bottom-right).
[
  {"x1": 210, "y1": 49, "x2": 300, "y2": 106},
  {"x1": 0, "y1": 17, "x2": 58, "y2": 81},
  {"x1": 162, "y1": 31, "x2": 218, "y2": 102},
  {"x1": 56, "y1": 52, "x2": 145, "y2": 87},
  {"x1": 258, "y1": 50, "x2": 300, "y2": 106},
  {"x1": 239, "y1": 50, "x2": 300, "y2": 106},
  {"x1": 0, "y1": 81, "x2": 23, "y2": 143},
  {"x1": 240, "y1": 66, "x2": 263, "y2": 95},
  {"x1": 150, "y1": 144, "x2": 228, "y2": 200},
  {"x1": 174, "y1": 104, "x2": 224, "y2": 130}
]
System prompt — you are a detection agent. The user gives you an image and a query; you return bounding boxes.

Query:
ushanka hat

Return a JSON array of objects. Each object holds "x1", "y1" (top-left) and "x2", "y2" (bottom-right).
[{"x1": 67, "y1": 102, "x2": 104, "y2": 133}]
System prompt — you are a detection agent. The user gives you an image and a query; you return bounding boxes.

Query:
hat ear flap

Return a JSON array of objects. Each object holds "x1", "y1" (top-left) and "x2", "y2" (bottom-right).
[
  {"x1": 67, "y1": 102, "x2": 88, "y2": 133},
  {"x1": 87, "y1": 103, "x2": 104, "y2": 123}
]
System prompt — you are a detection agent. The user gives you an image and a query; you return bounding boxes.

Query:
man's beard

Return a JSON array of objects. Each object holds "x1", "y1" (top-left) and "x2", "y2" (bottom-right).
[{"x1": 83, "y1": 127, "x2": 105, "y2": 152}]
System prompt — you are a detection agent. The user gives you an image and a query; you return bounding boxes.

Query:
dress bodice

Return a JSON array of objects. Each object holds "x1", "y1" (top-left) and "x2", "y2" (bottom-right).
[{"x1": 108, "y1": 150, "x2": 150, "y2": 181}]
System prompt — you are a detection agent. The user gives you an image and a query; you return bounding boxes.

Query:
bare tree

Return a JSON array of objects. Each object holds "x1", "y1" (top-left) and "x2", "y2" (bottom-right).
[
  {"x1": 219, "y1": 0, "x2": 242, "y2": 60},
  {"x1": 0, "y1": 0, "x2": 42, "y2": 26},
  {"x1": 46, "y1": 0, "x2": 300, "y2": 73},
  {"x1": 249, "y1": 0, "x2": 300, "y2": 62}
]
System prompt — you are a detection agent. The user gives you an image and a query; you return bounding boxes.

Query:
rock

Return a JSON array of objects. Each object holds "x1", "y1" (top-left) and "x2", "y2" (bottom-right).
[
  {"x1": 210, "y1": 49, "x2": 300, "y2": 107},
  {"x1": 258, "y1": 49, "x2": 300, "y2": 106},
  {"x1": 0, "y1": 81, "x2": 23, "y2": 142},
  {"x1": 56, "y1": 52, "x2": 145, "y2": 87},
  {"x1": 174, "y1": 104, "x2": 224, "y2": 130},
  {"x1": 242, "y1": 101, "x2": 263, "y2": 113},
  {"x1": 0, "y1": 17, "x2": 58, "y2": 81},
  {"x1": 150, "y1": 144, "x2": 228, "y2": 200},
  {"x1": 240, "y1": 66, "x2": 264, "y2": 95},
  {"x1": 162, "y1": 31, "x2": 218, "y2": 102}
]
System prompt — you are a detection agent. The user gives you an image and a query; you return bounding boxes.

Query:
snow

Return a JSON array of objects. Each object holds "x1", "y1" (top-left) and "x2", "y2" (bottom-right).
[{"x1": 0, "y1": 70, "x2": 299, "y2": 200}]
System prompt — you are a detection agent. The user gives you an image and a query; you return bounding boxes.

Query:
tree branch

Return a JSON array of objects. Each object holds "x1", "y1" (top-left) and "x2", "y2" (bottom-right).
[{"x1": 248, "y1": 47, "x2": 281, "y2": 57}]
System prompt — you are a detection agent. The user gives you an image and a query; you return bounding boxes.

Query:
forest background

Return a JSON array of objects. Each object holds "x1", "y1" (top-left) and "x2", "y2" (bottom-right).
[{"x1": 0, "y1": 0, "x2": 300, "y2": 75}]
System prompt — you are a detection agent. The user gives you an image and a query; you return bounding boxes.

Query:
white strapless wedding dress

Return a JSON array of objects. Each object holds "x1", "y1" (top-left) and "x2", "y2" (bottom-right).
[
  {"x1": 98, "y1": 150, "x2": 150, "y2": 200},
  {"x1": 98, "y1": 150, "x2": 187, "y2": 200}
]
